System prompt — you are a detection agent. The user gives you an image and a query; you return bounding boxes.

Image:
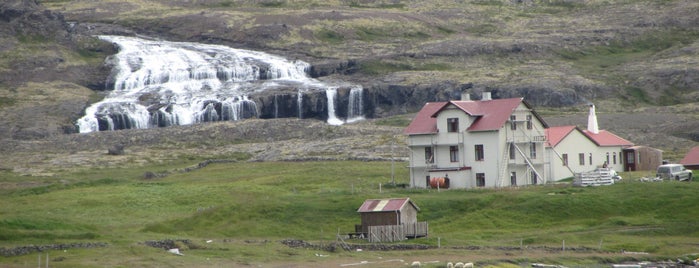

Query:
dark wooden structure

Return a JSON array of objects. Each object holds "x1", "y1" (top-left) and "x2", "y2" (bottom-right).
[
  {"x1": 355, "y1": 198, "x2": 427, "y2": 242},
  {"x1": 623, "y1": 146, "x2": 663, "y2": 172}
]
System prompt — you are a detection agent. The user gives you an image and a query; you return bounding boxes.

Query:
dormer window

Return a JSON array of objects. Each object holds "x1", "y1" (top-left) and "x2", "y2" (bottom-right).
[
  {"x1": 526, "y1": 115, "x2": 532, "y2": 129},
  {"x1": 447, "y1": 118, "x2": 459, "y2": 132},
  {"x1": 510, "y1": 115, "x2": 516, "y2": 130}
]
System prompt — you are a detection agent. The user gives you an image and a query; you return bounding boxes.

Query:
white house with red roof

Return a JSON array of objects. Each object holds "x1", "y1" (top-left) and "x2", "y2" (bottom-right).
[
  {"x1": 404, "y1": 92, "x2": 549, "y2": 189},
  {"x1": 544, "y1": 106, "x2": 634, "y2": 180}
]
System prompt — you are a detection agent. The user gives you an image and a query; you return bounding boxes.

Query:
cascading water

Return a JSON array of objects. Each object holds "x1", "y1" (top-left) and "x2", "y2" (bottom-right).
[
  {"x1": 76, "y1": 35, "x2": 364, "y2": 133},
  {"x1": 346, "y1": 86, "x2": 364, "y2": 123},
  {"x1": 325, "y1": 88, "x2": 344, "y2": 126}
]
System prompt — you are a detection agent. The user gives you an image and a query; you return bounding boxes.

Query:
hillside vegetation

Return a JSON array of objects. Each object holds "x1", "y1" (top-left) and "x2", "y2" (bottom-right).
[
  {"x1": 1, "y1": 160, "x2": 699, "y2": 267},
  {"x1": 1, "y1": 1, "x2": 699, "y2": 266}
]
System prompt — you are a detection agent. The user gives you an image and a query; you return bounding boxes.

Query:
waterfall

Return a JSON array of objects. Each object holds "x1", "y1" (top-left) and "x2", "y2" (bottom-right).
[
  {"x1": 297, "y1": 90, "x2": 303, "y2": 119},
  {"x1": 326, "y1": 88, "x2": 344, "y2": 125},
  {"x1": 76, "y1": 35, "x2": 364, "y2": 133},
  {"x1": 346, "y1": 85, "x2": 364, "y2": 123}
]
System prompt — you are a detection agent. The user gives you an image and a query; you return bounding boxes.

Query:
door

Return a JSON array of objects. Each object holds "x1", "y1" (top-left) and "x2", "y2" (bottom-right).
[{"x1": 623, "y1": 149, "x2": 636, "y2": 171}]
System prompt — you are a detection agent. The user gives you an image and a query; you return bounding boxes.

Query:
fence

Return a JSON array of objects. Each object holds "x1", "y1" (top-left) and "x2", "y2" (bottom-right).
[{"x1": 368, "y1": 222, "x2": 428, "y2": 243}]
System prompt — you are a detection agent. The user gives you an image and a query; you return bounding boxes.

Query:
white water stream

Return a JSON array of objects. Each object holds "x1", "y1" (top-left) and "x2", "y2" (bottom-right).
[{"x1": 76, "y1": 35, "x2": 362, "y2": 133}]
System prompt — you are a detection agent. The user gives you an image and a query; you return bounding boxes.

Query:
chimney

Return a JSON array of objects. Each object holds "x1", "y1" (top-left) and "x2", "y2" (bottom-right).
[
  {"x1": 482, "y1": 92, "x2": 491, "y2": 101},
  {"x1": 461, "y1": 92, "x2": 470, "y2": 101},
  {"x1": 587, "y1": 104, "x2": 599, "y2": 134}
]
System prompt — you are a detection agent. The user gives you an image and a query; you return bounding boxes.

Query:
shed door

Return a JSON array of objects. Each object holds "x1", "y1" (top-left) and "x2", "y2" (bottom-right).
[{"x1": 624, "y1": 150, "x2": 636, "y2": 171}]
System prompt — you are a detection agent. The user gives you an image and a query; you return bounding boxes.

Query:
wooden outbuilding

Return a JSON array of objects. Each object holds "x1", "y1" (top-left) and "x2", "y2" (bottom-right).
[
  {"x1": 356, "y1": 198, "x2": 427, "y2": 242},
  {"x1": 623, "y1": 145, "x2": 663, "y2": 171},
  {"x1": 680, "y1": 146, "x2": 699, "y2": 170}
]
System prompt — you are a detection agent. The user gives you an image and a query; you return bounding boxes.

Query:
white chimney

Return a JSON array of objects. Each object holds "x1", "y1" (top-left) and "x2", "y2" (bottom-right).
[
  {"x1": 587, "y1": 104, "x2": 599, "y2": 134},
  {"x1": 461, "y1": 92, "x2": 470, "y2": 101},
  {"x1": 482, "y1": 92, "x2": 491, "y2": 101}
]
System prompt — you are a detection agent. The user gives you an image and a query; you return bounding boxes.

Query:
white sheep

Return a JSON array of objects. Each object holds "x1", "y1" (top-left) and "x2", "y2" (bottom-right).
[
  {"x1": 463, "y1": 262, "x2": 474, "y2": 268},
  {"x1": 410, "y1": 261, "x2": 421, "y2": 267},
  {"x1": 447, "y1": 262, "x2": 454, "y2": 268},
  {"x1": 455, "y1": 262, "x2": 464, "y2": 268}
]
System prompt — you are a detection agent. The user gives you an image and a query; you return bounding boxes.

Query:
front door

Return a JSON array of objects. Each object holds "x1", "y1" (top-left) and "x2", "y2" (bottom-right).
[{"x1": 623, "y1": 149, "x2": 636, "y2": 171}]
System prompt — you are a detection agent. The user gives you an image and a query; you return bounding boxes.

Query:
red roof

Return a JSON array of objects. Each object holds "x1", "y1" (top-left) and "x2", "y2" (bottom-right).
[
  {"x1": 403, "y1": 102, "x2": 443, "y2": 135},
  {"x1": 581, "y1": 129, "x2": 634, "y2": 147},
  {"x1": 545, "y1": 125, "x2": 577, "y2": 147},
  {"x1": 357, "y1": 198, "x2": 420, "y2": 213},
  {"x1": 404, "y1": 98, "x2": 542, "y2": 134},
  {"x1": 680, "y1": 146, "x2": 699, "y2": 166}
]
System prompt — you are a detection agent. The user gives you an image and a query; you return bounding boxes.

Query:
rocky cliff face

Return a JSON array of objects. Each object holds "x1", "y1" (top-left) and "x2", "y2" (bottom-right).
[{"x1": 1, "y1": 0, "x2": 698, "y2": 146}]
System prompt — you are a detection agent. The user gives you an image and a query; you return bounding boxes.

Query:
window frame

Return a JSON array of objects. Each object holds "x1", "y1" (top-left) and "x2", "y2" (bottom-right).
[
  {"x1": 449, "y1": 146, "x2": 459, "y2": 162},
  {"x1": 475, "y1": 144, "x2": 484, "y2": 161},
  {"x1": 447, "y1": 118, "x2": 459, "y2": 133},
  {"x1": 424, "y1": 147, "x2": 434, "y2": 164},
  {"x1": 476, "y1": 173, "x2": 486, "y2": 187}
]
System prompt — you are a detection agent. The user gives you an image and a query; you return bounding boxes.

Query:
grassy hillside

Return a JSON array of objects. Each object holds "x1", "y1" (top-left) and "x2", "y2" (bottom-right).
[{"x1": 1, "y1": 160, "x2": 698, "y2": 267}]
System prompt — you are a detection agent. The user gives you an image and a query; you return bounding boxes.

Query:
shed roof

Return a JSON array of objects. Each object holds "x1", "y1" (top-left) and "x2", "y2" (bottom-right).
[
  {"x1": 680, "y1": 146, "x2": 699, "y2": 166},
  {"x1": 581, "y1": 129, "x2": 634, "y2": 147},
  {"x1": 357, "y1": 198, "x2": 420, "y2": 213},
  {"x1": 404, "y1": 98, "x2": 547, "y2": 135}
]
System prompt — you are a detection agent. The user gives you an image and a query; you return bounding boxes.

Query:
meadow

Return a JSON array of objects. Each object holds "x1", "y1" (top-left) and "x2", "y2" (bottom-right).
[{"x1": 1, "y1": 160, "x2": 698, "y2": 267}]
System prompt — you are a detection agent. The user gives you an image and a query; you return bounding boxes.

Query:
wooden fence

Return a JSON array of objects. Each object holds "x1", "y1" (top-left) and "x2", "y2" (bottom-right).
[{"x1": 368, "y1": 222, "x2": 428, "y2": 243}]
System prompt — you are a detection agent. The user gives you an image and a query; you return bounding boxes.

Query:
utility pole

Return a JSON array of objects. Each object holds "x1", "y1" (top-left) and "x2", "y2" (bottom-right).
[{"x1": 391, "y1": 135, "x2": 395, "y2": 186}]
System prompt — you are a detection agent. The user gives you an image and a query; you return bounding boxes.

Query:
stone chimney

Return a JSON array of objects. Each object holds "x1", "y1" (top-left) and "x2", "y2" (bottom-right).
[
  {"x1": 587, "y1": 104, "x2": 599, "y2": 134},
  {"x1": 482, "y1": 91, "x2": 492, "y2": 101}
]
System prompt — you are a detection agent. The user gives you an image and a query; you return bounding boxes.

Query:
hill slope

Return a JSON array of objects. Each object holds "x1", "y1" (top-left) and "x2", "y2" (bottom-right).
[{"x1": 1, "y1": 160, "x2": 698, "y2": 267}]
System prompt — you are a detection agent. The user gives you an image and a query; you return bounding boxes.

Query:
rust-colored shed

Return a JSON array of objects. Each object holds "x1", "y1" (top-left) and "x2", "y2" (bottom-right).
[
  {"x1": 356, "y1": 198, "x2": 420, "y2": 235},
  {"x1": 680, "y1": 146, "x2": 699, "y2": 170},
  {"x1": 623, "y1": 146, "x2": 663, "y2": 171}
]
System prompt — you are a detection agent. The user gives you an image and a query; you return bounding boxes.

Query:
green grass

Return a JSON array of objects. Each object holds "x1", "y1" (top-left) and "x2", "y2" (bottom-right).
[{"x1": 2, "y1": 161, "x2": 699, "y2": 266}]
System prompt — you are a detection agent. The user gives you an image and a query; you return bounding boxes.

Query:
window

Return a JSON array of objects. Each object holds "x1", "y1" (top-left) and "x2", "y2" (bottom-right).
[
  {"x1": 619, "y1": 151, "x2": 623, "y2": 164},
  {"x1": 530, "y1": 143, "x2": 536, "y2": 159},
  {"x1": 475, "y1": 144, "x2": 484, "y2": 161},
  {"x1": 626, "y1": 151, "x2": 635, "y2": 164},
  {"x1": 510, "y1": 172, "x2": 517, "y2": 186},
  {"x1": 606, "y1": 152, "x2": 610, "y2": 166},
  {"x1": 476, "y1": 173, "x2": 485, "y2": 187},
  {"x1": 447, "y1": 118, "x2": 459, "y2": 132},
  {"x1": 531, "y1": 171, "x2": 538, "y2": 185},
  {"x1": 509, "y1": 143, "x2": 516, "y2": 160},
  {"x1": 424, "y1": 147, "x2": 434, "y2": 164},
  {"x1": 449, "y1": 146, "x2": 459, "y2": 162},
  {"x1": 526, "y1": 115, "x2": 532, "y2": 129},
  {"x1": 589, "y1": 153, "x2": 593, "y2": 166},
  {"x1": 510, "y1": 115, "x2": 517, "y2": 130},
  {"x1": 613, "y1": 152, "x2": 617, "y2": 164},
  {"x1": 579, "y1": 153, "x2": 585, "y2": 165},
  {"x1": 562, "y1": 153, "x2": 568, "y2": 166}
]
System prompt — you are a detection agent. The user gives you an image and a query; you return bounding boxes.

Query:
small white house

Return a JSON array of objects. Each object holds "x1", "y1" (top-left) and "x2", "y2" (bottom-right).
[
  {"x1": 404, "y1": 93, "x2": 549, "y2": 189},
  {"x1": 545, "y1": 105, "x2": 634, "y2": 180}
]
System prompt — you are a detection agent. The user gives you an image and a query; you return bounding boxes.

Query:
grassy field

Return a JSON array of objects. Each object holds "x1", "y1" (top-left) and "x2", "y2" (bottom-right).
[{"x1": 1, "y1": 160, "x2": 698, "y2": 267}]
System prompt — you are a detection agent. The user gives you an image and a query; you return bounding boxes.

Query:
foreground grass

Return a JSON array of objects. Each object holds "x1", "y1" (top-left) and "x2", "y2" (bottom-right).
[{"x1": 1, "y1": 161, "x2": 698, "y2": 267}]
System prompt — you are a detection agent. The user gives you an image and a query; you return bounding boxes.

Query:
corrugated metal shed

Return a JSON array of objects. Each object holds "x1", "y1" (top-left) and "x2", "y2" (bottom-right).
[{"x1": 357, "y1": 198, "x2": 420, "y2": 213}]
